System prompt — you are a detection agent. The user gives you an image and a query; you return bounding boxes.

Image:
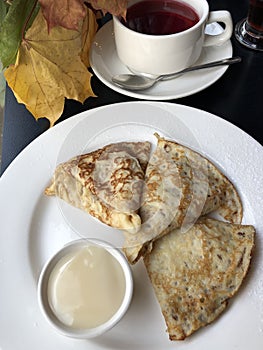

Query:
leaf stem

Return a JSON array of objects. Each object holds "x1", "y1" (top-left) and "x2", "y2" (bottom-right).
[{"x1": 21, "y1": 0, "x2": 38, "y2": 41}]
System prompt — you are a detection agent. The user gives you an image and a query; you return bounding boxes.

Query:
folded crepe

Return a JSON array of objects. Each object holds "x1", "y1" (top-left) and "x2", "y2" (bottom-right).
[
  {"x1": 144, "y1": 217, "x2": 255, "y2": 340},
  {"x1": 123, "y1": 134, "x2": 243, "y2": 263},
  {"x1": 45, "y1": 141, "x2": 151, "y2": 233}
]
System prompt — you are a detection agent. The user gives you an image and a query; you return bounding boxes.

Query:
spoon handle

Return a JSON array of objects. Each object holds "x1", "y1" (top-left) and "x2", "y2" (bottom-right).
[{"x1": 160, "y1": 56, "x2": 242, "y2": 81}]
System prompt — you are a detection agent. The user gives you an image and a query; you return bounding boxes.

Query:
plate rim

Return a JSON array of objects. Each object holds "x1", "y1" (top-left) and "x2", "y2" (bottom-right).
[{"x1": 1, "y1": 101, "x2": 262, "y2": 180}]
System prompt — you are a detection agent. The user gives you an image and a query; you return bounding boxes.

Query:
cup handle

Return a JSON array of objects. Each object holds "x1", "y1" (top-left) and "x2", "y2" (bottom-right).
[{"x1": 203, "y1": 10, "x2": 233, "y2": 47}]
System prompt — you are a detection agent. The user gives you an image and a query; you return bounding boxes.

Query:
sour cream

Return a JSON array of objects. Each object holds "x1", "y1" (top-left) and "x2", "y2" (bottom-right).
[{"x1": 47, "y1": 245, "x2": 126, "y2": 329}]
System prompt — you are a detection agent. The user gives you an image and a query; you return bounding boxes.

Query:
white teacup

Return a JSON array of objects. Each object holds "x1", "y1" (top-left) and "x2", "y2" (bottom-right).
[{"x1": 113, "y1": 0, "x2": 233, "y2": 75}]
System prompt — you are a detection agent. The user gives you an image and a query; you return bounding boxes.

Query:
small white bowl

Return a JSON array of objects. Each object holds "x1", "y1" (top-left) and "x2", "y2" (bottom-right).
[{"x1": 37, "y1": 239, "x2": 133, "y2": 338}]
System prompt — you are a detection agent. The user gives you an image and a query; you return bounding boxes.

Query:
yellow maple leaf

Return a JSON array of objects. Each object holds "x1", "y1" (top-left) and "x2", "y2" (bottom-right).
[
  {"x1": 4, "y1": 9, "x2": 97, "y2": 127},
  {"x1": 81, "y1": 7, "x2": 98, "y2": 67}
]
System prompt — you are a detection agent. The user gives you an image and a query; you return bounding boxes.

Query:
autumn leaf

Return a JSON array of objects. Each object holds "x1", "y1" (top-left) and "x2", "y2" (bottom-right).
[
  {"x1": 39, "y1": 0, "x2": 127, "y2": 32},
  {"x1": 87, "y1": 0, "x2": 128, "y2": 17},
  {"x1": 39, "y1": 0, "x2": 86, "y2": 31},
  {"x1": 4, "y1": 9, "x2": 97, "y2": 127},
  {"x1": 0, "y1": 62, "x2": 5, "y2": 108},
  {"x1": 0, "y1": 1, "x2": 8, "y2": 23},
  {"x1": 80, "y1": 7, "x2": 98, "y2": 67},
  {"x1": 0, "y1": 0, "x2": 39, "y2": 68}
]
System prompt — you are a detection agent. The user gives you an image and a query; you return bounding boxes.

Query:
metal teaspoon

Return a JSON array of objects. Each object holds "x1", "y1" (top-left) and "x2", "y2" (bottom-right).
[{"x1": 112, "y1": 57, "x2": 241, "y2": 91}]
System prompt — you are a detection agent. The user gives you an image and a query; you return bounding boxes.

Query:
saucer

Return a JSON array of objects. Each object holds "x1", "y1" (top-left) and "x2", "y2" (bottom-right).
[{"x1": 90, "y1": 21, "x2": 233, "y2": 100}]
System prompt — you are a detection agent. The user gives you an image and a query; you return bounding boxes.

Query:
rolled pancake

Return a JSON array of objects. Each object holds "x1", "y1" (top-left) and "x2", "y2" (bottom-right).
[
  {"x1": 123, "y1": 134, "x2": 243, "y2": 263},
  {"x1": 45, "y1": 141, "x2": 151, "y2": 233},
  {"x1": 144, "y1": 217, "x2": 255, "y2": 340}
]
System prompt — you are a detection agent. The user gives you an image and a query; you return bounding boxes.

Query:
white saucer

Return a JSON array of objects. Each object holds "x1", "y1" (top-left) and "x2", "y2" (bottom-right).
[{"x1": 90, "y1": 21, "x2": 233, "y2": 100}]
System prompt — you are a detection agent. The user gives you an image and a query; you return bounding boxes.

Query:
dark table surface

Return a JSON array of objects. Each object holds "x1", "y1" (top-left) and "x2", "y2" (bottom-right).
[{"x1": 1, "y1": 0, "x2": 263, "y2": 175}]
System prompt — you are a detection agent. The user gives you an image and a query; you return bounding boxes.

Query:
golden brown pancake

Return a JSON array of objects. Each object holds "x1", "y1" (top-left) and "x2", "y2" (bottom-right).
[
  {"x1": 45, "y1": 141, "x2": 151, "y2": 233},
  {"x1": 144, "y1": 217, "x2": 255, "y2": 340},
  {"x1": 123, "y1": 134, "x2": 243, "y2": 264}
]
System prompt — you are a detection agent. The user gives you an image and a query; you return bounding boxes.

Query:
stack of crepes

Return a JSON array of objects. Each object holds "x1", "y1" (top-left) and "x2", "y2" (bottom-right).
[{"x1": 45, "y1": 134, "x2": 255, "y2": 340}]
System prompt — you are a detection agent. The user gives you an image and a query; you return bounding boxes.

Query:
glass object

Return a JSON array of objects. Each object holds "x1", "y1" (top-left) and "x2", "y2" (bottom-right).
[{"x1": 235, "y1": 0, "x2": 263, "y2": 51}]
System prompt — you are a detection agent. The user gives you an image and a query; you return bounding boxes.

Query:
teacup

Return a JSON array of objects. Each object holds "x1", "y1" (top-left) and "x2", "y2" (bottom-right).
[{"x1": 113, "y1": 0, "x2": 233, "y2": 75}]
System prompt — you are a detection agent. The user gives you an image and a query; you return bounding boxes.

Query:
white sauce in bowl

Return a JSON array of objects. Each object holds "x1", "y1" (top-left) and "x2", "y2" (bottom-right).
[{"x1": 47, "y1": 245, "x2": 126, "y2": 329}]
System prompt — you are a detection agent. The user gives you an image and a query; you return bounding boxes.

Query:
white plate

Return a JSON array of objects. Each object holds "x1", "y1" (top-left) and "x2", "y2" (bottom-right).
[
  {"x1": 0, "y1": 102, "x2": 262, "y2": 350},
  {"x1": 90, "y1": 21, "x2": 233, "y2": 100}
]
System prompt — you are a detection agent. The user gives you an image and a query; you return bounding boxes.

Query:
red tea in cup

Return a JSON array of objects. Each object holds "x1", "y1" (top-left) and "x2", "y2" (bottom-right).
[
  {"x1": 114, "y1": 0, "x2": 233, "y2": 75},
  {"x1": 247, "y1": 0, "x2": 263, "y2": 33},
  {"x1": 121, "y1": 0, "x2": 200, "y2": 35}
]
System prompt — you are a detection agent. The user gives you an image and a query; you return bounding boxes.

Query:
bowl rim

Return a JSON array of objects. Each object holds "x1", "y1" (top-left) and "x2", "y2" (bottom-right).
[{"x1": 37, "y1": 238, "x2": 133, "y2": 338}]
